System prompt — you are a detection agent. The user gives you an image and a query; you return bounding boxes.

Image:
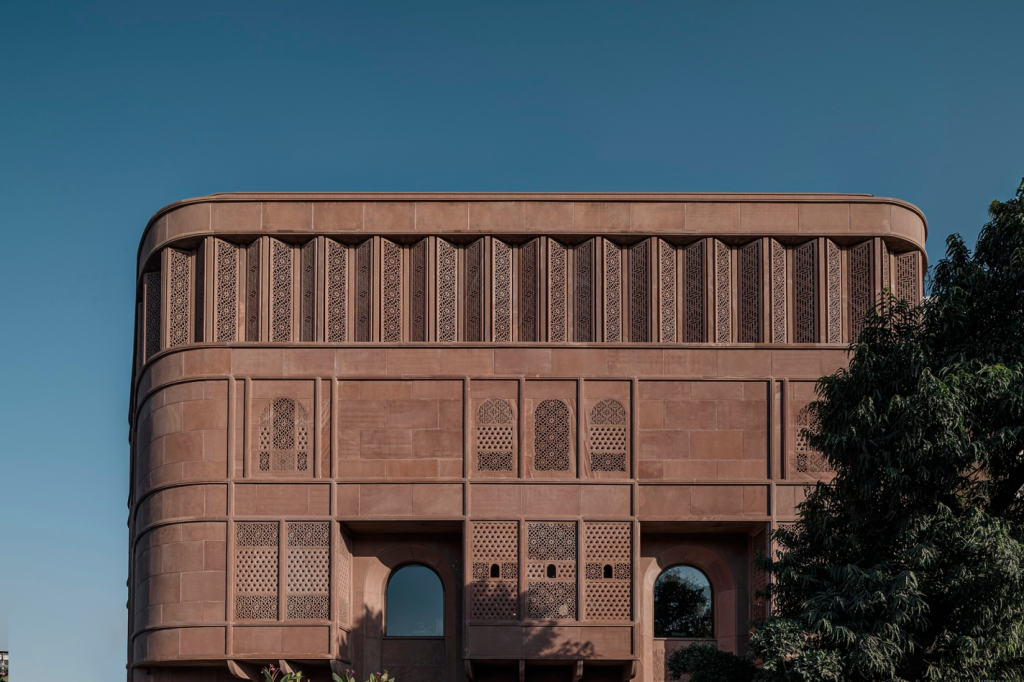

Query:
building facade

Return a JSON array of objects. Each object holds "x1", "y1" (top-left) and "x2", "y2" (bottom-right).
[{"x1": 127, "y1": 193, "x2": 927, "y2": 682}]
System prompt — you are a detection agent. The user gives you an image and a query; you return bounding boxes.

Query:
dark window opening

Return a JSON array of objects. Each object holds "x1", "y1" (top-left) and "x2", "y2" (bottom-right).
[
  {"x1": 490, "y1": 564, "x2": 500, "y2": 578},
  {"x1": 653, "y1": 565, "x2": 713, "y2": 638},
  {"x1": 546, "y1": 564, "x2": 557, "y2": 578},
  {"x1": 603, "y1": 564, "x2": 613, "y2": 579},
  {"x1": 386, "y1": 564, "x2": 444, "y2": 637}
]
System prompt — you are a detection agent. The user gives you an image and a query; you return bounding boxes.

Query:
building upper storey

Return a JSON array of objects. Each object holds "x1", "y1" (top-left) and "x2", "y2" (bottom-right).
[{"x1": 133, "y1": 192, "x2": 926, "y2": 373}]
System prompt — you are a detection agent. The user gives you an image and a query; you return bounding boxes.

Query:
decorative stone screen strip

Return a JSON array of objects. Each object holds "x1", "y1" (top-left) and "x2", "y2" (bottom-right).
[
  {"x1": 235, "y1": 522, "x2": 279, "y2": 620},
  {"x1": 215, "y1": 240, "x2": 239, "y2": 342},
  {"x1": 300, "y1": 241, "x2": 316, "y2": 342},
  {"x1": 410, "y1": 239, "x2": 428, "y2": 342},
  {"x1": 144, "y1": 271, "x2": 161, "y2": 360},
  {"x1": 527, "y1": 522, "x2": 577, "y2": 620},
  {"x1": 896, "y1": 252, "x2": 920, "y2": 304},
  {"x1": 286, "y1": 522, "x2": 330, "y2": 620},
  {"x1": 477, "y1": 398, "x2": 515, "y2": 472},
  {"x1": 436, "y1": 239, "x2": 458, "y2": 342},
  {"x1": 659, "y1": 240, "x2": 677, "y2": 342},
  {"x1": 628, "y1": 240, "x2": 651, "y2": 342},
  {"x1": 326, "y1": 239, "x2": 347, "y2": 342},
  {"x1": 750, "y1": 526, "x2": 769, "y2": 621},
  {"x1": 493, "y1": 240, "x2": 513, "y2": 342},
  {"x1": 575, "y1": 239, "x2": 596, "y2": 342},
  {"x1": 881, "y1": 241, "x2": 890, "y2": 291},
  {"x1": 534, "y1": 399, "x2": 571, "y2": 471},
  {"x1": 270, "y1": 239, "x2": 293, "y2": 342},
  {"x1": 604, "y1": 239, "x2": 622, "y2": 343},
  {"x1": 245, "y1": 240, "x2": 262, "y2": 342},
  {"x1": 355, "y1": 240, "x2": 373, "y2": 342},
  {"x1": 194, "y1": 244, "x2": 205, "y2": 343},
  {"x1": 258, "y1": 398, "x2": 310, "y2": 474},
  {"x1": 465, "y1": 239, "x2": 485, "y2": 342},
  {"x1": 588, "y1": 399, "x2": 627, "y2": 472},
  {"x1": 794, "y1": 241, "x2": 817, "y2": 343},
  {"x1": 848, "y1": 242, "x2": 873, "y2": 342},
  {"x1": 739, "y1": 241, "x2": 762, "y2": 343},
  {"x1": 168, "y1": 248, "x2": 192, "y2": 348},
  {"x1": 794, "y1": 404, "x2": 830, "y2": 474},
  {"x1": 584, "y1": 522, "x2": 632, "y2": 620},
  {"x1": 519, "y1": 240, "x2": 540, "y2": 342},
  {"x1": 337, "y1": 525, "x2": 353, "y2": 625},
  {"x1": 470, "y1": 521, "x2": 519, "y2": 620},
  {"x1": 382, "y1": 240, "x2": 403, "y2": 343},
  {"x1": 714, "y1": 240, "x2": 731, "y2": 343},
  {"x1": 770, "y1": 240, "x2": 787, "y2": 343},
  {"x1": 548, "y1": 240, "x2": 568, "y2": 342},
  {"x1": 826, "y1": 240, "x2": 842, "y2": 344},
  {"x1": 684, "y1": 241, "x2": 705, "y2": 343}
]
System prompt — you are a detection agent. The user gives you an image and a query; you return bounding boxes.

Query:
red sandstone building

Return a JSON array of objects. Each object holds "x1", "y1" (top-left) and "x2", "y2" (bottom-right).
[{"x1": 128, "y1": 193, "x2": 927, "y2": 682}]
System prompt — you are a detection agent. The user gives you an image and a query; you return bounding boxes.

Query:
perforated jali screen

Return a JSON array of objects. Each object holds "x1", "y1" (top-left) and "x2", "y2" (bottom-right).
[
  {"x1": 477, "y1": 398, "x2": 515, "y2": 472},
  {"x1": 533, "y1": 399, "x2": 571, "y2": 472},
  {"x1": 235, "y1": 522, "x2": 279, "y2": 620},
  {"x1": 470, "y1": 521, "x2": 519, "y2": 620},
  {"x1": 286, "y1": 522, "x2": 330, "y2": 620},
  {"x1": 258, "y1": 398, "x2": 310, "y2": 474},
  {"x1": 527, "y1": 522, "x2": 577, "y2": 619},
  {"x1": 588, "y1": 399, "x2": 627, "y2": 472},
  {"x1": 584, "y1": 522, "x2": 632, "y2": 620}
]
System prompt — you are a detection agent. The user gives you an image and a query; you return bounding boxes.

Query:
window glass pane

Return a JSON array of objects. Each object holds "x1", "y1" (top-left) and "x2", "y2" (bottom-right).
[
  {"x1": 653, "y1": 565, "x2": 713, "y2": 637},
  {"x1": 386, "y1": 565, "x2": 444, "y2": 636}
]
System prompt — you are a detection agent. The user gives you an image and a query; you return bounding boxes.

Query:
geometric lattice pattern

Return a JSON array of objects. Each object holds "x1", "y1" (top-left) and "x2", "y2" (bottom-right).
[
  {"x1": 896, "y1": 252, "x2": 919, "y2": 305},
  {"x1": 271, "y1": 239, "x2": 293, "y2": 343},
  {"x1": 604, "y1": 239, "x2": 622, "y2": 343},
  {"x1": 194, "y1": 245, "x2": 204, "y2": 343},
  {"x1": 794, "y1": 241, "x2": 817, "y2": 343},
  {"x1": 739, "y1": 241, "x2": 762, "y2": 343},
  {"x1": 528, "y1": 522, "x2": 576, "y2": 561},
  {"x1": 575, "y1": 239, "x2": 595, "y2": 343},
  {"x1": 519, "y1": 239, "x2": 540, "y2": 342},
  {"x1": 215, "y1": 239, "x2": 238, "y2": 342},
  {"x1": 144, "y1": 271, "x2": 161, "y2": 360},
  {"x1": 684, "y1": 240, "x2": 705, "y2": 342},
  {"x1": 714, "y1": 240, "x2": 731, "y2": 342},
  {"x1": 628, "y1": 240, "x2": 651, "y2": 343},
  {"x1": 585, "y1": 522, "x2": 632, "y2": 620},
  {"x1": 826, "y1": 240, "x2": 842, "y2": 344},
  {"x1": 337, "y1": 527, "x2": 352, "y2": 625},
  {"x1": 534, "y1": 399, "x2": 571, "y2": 472},
  {"x1": 410, "y1": 239, "x2": 427, "y2": 342},
  {"x1": 168, "y1": 248, "x2": 191, "y2": 348},
  {"x1": 477, "y1": 398, "x2": 515, "y2": 472},
  {"x1": 436, "y1": 239, "x2": 458, "y2": 342},
  {"x1": 493, "y1": 239, "x2": 513, "y2": 342},
  {"x1": 794, "y1": 404, "x2": 830, "y2": 474},
  {"x1": 286, "y1": 521, "x2": 329, "y2": 620},
  {"x1": 235, "y1": 522, "x2": 279, "y2": 620},
  {"x1": 258, "y1": 397, "x2": 310, "y2": 474},
  {"x1": 881, "y1": 240, "x2": 891, "y2": 292},
  {"x1": 300, "y1": 241, "x2": 316, "y2": 343},
  {"x1": 465, "y1": 239, "x2": 484, "y2": 342},
  {"x1": 382, "y1": 240, "x2": 403, "y2": 343},
  {"x1": 848, "y1": 241, "x2": 873, "y2": 342},
  {"x1": 527, "y1": 581, "x2": 577, "y2": 620},
  {"x1": 355, "y1": 240, "x2": 372, "y2": 342},
  {"x1": 659, "y1": 239, "x2": 676, "y2": 342},
  {"x1": 470, "y1": 522, "x2": 519, "y2": 620},
  {"x1": 549, "y1": 240, "x2": 568, "y2": 342},
  {"x1": 589, "y1": 400, "x2": 627, "y2": 473},
  {"x1": 326, "y1": 239, "x2": 347, "y2": 342},
  {"x1": 771, "y1": 240, "x2": 787, "y2": 343},
  {"x1": 526, "y1": 522, "x2": 578, "y2": 619},
  {"x1": 246, "y1": 240, "x2": 261, "y2": 342}
]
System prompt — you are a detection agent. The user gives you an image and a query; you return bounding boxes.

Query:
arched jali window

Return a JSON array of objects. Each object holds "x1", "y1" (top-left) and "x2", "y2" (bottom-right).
[
  {"x1": 589, "y1": 399, "x2": 627, "y2": 472},
  {"x1": 534, "y1": 399, "x2": 570, "y2": 471},
  {"x1": 477, "y1": 397, "x2": 515, "y2": 472},
  {"x1": 386, "y1": 564, "x2": 444, "y2": 636},
  {"x1": 653, "y1": 565, "x2": 713, "y2": 638},
  {"x1": 259, "y1": 397, "x2": 309, "y2": 473}
]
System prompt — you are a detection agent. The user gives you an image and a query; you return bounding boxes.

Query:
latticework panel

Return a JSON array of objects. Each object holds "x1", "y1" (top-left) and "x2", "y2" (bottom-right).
[
  {"x1": 794, "y1": 241, "x2": 817, "y2": 343},
  {"x1": 493, "y1": 240, "x2": 512, "y2": 342},
  {"x1": 548, "y1": 240, "x2": 568, "y2": 342},
  {"x1": 826, "y1": 240, "x2": 842, "y2": 343},
  {"x1": 326, "y1": 239, "x2": 347, "y2": 342},
  {"x1": 477, "y1": 398, "x2": 515, "y2": 472},
  {"x1": 355, "y1": 240, "x2": 373, "y2": 342},
  {"x1": 750, "y1": 526, "x2": 769, "y2": 622},
  {"x1": 144, "y1": 271, "x2": 161, "y2": 360},
  {"x1": 410, "y1": 239, "x2": 428, "y2": 342},
  {"x1": 258, "y1": 398, "x2": 310, "y2": 474},
  {"x1": 235, "y1": 522, "x2": 279, "y2": 620},
  {"x1": 770, "y1": 240, "x2": 786, "y2": 343},
  {"x1": 794, "y1": 404, "x2": 830, "y2": 474},
  {"x1": 881, "y1": 241, "x2": 891, "y2": 291},
  {"x1": 168, "y1": 248, "x2": 191, "y2": 347},
  {"x1": 136, "y1": 302, "x2": 144, "y2": 369},
  {"x1": 604, "y1": 240, "x2": 622, "y2": 342},
  {"x1": 714, "y1": 240, "x2": 731, "y2": 342},
  {"x1": 437, "y1": 239, "x2": 458, "y2": 342},
  {"x1": 271, "y1": 240, "x2": 293, "y2": 342},
  {"x1": 527, "y1": 522, "x2": 577, "y2": 620},
  {"x1": 245, "y1": 240, "x2": 261, "y2": 342},
  {"x1": 519, "y1": 239, "x2": 540, "y2": 342},
  {"x1": 896, "y1": 252, "x2": 920, "y2": 304},
  {"x1": 382, "y1": 240, "x2": 403, "y2": 342},
  {"x1": 465, "y1": 239, "x2": 485, "y2": 342},
  {"x1": 589, "y1": 400, "x2": 627, "y2": 473},
  {"x1": 337, "y1": 527, "x2": 352, "y2": 625},
  {"x1": 628, "y1": 240, "x2": 651, "y2": 342},
  {"x1": 215, "y1": 240, "x2": 238, "y2": 342},
  {"x1": 470, "y1": 522, "x2": 519, "y2": 620},
  {"x1": 659, "y1": 240, "x2": 676, "y2": 342},
  {"x1": 584, "y1": 522, "x2": 632, "y2": 620},
  {"x1": 194, "y1": 244, "x2": 205, "y2": 343},
  {"x1": 300, "y1": 241, "x2": 316, "y2": 342},
  {"x1": 739, "y1": 241, "x2": 762, "y2": 343},
  {"x1": 848, "y1": 242, "x2": 873, "y2": 342},
  {"x1": 286, "y1": 521, "x2": 329, "y2": 620},
  {"x1": 534, "y1": 399, "x2": 571, "y2": 471},
  {"x1": 684, "y1": 241, "x2": 705, "y2": 342},
  {"x1": 575, "y1": 239, "x2": 596, "y2": 342}
]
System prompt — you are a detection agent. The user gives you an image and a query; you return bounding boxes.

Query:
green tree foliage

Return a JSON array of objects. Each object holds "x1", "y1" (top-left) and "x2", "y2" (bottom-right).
[
  {"x1": 675, "y1": 182, "x2": 1024, "y2": 681},
  {"x1": 654, "y1": 570, "x2": 714, "y2": 638}
]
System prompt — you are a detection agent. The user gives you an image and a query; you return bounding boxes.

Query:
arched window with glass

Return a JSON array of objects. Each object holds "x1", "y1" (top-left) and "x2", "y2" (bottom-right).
[
  {"x1": 385, "y1": 564, "x2": 444, "y2": 637},
  {"x1": 653, "y1": 565, "x2": 713, "y2": 638}
]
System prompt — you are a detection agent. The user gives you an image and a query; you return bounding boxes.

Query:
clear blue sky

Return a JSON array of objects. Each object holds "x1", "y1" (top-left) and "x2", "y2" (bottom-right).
[{"x1": 1, "y1": 0, "x2": 1021, "y2": 678}]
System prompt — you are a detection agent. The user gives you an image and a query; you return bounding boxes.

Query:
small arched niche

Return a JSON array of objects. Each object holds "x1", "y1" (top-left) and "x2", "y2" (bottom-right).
[
  {"x1": 653, "y1": 565, "x2": 713, "y2": 638},
  {"x1": 385, "y1": 564, "x2": 444, "y2": 637}
]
